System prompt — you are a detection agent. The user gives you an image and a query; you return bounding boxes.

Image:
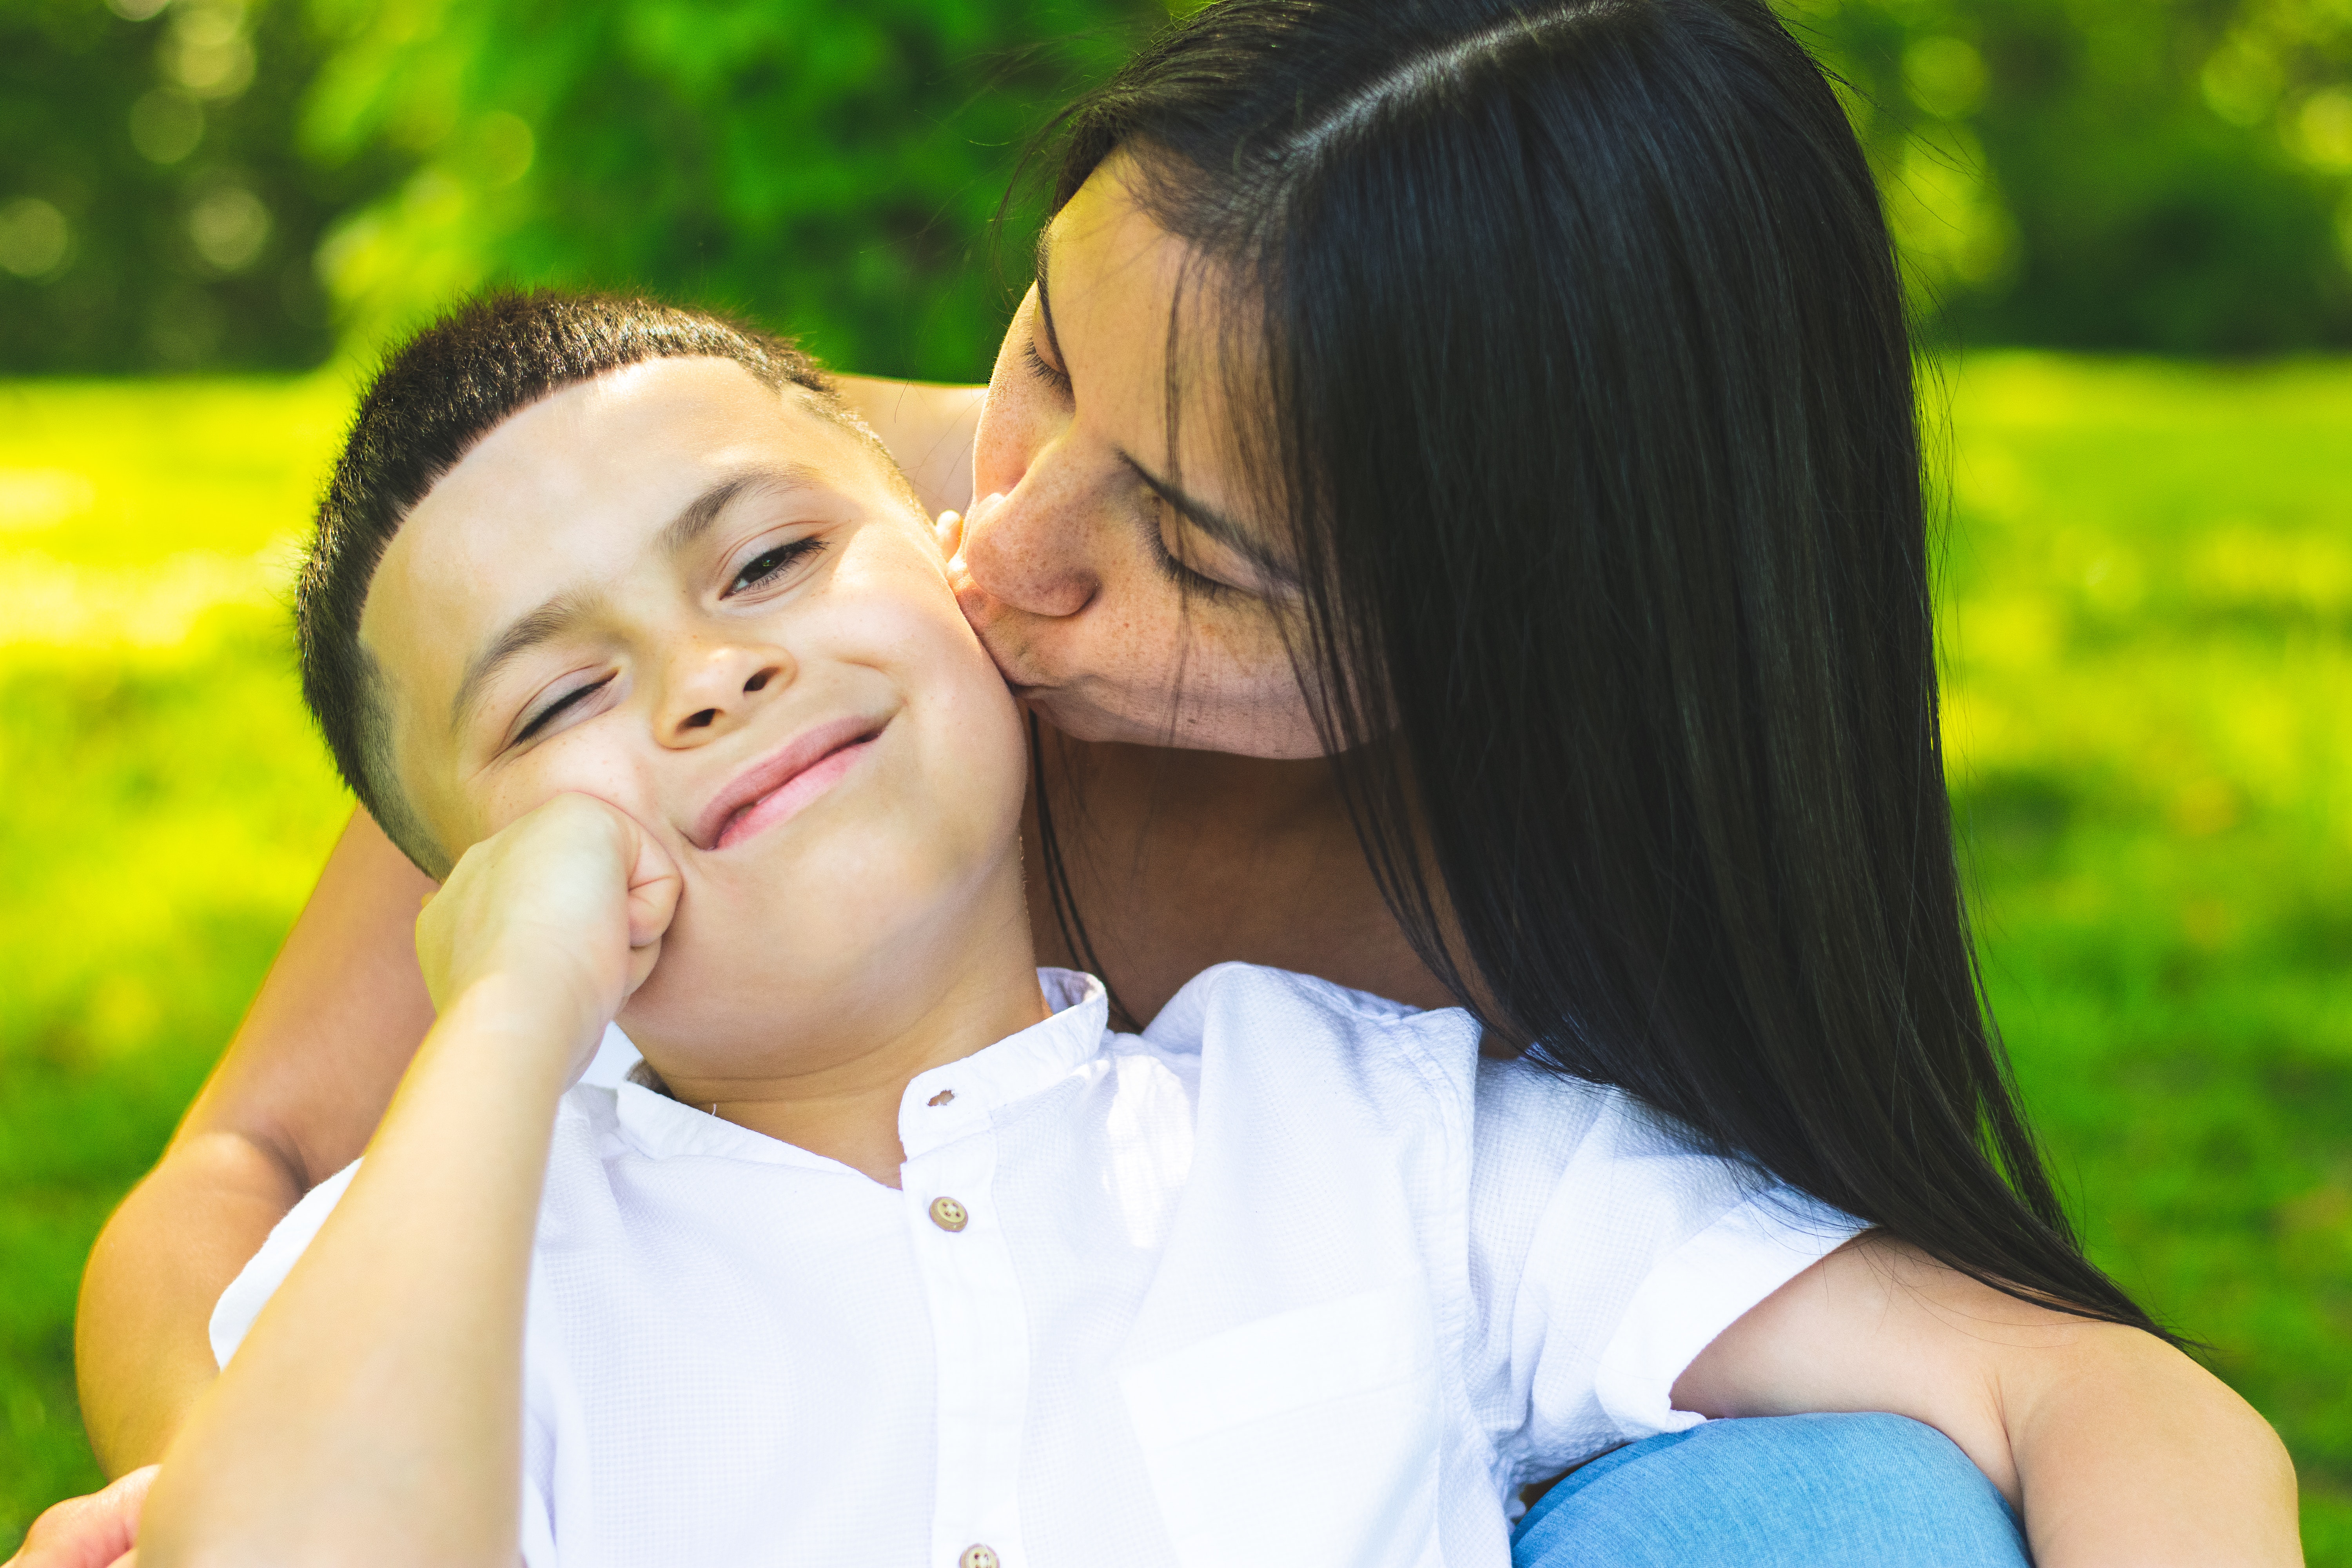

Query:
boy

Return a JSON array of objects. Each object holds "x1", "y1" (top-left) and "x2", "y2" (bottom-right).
[{"x1": 132, "y1": 293, "x2": 2260, "y2": 1568}]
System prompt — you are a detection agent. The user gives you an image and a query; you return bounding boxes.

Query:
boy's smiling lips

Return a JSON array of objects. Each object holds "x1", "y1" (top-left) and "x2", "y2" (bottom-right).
[{"x1": 695, "y1": 713, "x2": 890, "y2": 851}]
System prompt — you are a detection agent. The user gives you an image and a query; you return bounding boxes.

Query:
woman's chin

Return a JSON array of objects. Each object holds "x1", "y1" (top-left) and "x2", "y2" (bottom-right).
[{"x1": 1018, "y1": 685, "x2": 1324, "y2": 760}]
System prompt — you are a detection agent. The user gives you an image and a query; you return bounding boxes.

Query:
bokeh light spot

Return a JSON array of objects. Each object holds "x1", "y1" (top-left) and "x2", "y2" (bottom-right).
[
  {"x1": 0, "y1": 199, "x2": 70, "y2": 279},
  {"x1": 187, "y1": 186, "x2": 270, "y2": 273},
  {"x1": 128, "y1": 89, "x2": 204, "y2": 165}
]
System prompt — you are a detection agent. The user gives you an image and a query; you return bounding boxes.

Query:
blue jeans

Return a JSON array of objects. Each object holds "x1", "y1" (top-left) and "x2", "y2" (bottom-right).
[{"x1": 1513, "y1": 1414, "x2": 2030, "y2": 1567}]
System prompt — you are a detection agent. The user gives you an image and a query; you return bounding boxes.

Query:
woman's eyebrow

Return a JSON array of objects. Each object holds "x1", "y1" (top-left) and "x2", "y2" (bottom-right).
[{"x1": 1118, "y1": 449, "x2": 1299, "y2": 590}]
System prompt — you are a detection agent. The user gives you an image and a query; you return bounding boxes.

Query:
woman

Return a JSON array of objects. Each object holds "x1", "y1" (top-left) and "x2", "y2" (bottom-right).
[{"x1": 46, "y1": 0, "x2": 2293, "y2": 1564}]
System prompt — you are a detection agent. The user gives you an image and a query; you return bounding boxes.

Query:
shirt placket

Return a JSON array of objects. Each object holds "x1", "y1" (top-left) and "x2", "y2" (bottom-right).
[{"x1": 906, "y1": 1119, "x2": 1030, "y2": 1568}]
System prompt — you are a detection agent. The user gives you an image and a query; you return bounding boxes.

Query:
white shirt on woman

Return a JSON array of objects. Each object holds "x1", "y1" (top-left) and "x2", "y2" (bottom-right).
[{"x1": 212, "y1": 963, "x2": 1861, "y2": 1568}]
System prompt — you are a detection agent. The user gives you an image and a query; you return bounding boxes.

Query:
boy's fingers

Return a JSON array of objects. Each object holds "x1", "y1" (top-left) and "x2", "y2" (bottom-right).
[
  {"x1": 615, "y1": 810, "x2": 683, "y2": 951},
  {"x1": 625, "y1": 871, "x2": 682, "y2": 953},
  {"x1": 933, "y1": 509, "x2": 964, "y2": 561}
]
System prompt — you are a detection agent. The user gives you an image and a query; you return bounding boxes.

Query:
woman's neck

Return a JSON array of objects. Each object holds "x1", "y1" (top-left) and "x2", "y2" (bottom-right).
[{"x1": 1026, "y1": 729, "x2": 1454, "y2": 1025}]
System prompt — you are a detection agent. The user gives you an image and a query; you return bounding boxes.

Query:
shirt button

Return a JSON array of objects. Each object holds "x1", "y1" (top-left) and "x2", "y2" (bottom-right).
[
  {"x1": 958, "y1": 1547, "x2": 1000, "y2": 1568},
  {"x1": 929, "y1": 1196, "x2": 970, "y2": 1232}
]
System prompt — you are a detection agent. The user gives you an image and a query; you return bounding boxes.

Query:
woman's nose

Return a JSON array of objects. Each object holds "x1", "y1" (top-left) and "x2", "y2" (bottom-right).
[
  {"x1": 956, "y1": 487, "x2": 1097, "y2": 620},
  {"x1": 655, "y1": 640, "x2": 793, "y2": 746}
]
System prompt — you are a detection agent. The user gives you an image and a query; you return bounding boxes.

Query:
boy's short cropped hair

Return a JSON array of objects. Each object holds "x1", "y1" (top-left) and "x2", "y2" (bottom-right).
[{"x1": 295, "y1": 290, "x2": 837, "y2": 876}]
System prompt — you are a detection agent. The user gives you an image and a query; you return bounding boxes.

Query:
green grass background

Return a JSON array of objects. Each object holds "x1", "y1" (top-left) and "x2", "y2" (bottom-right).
[{"x1": 0, "y1": 360, "x2": 2346, "y2": 1555}]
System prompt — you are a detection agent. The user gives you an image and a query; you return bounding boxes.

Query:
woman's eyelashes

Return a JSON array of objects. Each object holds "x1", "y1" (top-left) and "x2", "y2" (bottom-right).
[
  {"x1": 512, "y1": 674, "x2": 615, "y2": 746},
  {"x1": 1140, "y1": 496, "x2": 1236, "y2": 602},
  {"x1": 726, "y1": 536, "x2": 824, "y2": 596},
  {"x1": 1024, "y1": 339, "x2": 1072, "y2": 396}
]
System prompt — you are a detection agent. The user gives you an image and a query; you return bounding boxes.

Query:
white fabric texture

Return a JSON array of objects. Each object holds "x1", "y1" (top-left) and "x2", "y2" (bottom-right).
[{"x1": 212, "y1": 963, "x2": 1861, "y2": 1568}]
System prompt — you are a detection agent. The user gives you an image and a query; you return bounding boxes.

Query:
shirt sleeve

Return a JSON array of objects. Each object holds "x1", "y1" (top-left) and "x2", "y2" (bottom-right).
[
  {"x1": 1463, "y1": 1060, "x2": 1864, "y2": 1480},
  {"x1": 209, "y1": 1158, "x2": 361, "y2": 1368}
]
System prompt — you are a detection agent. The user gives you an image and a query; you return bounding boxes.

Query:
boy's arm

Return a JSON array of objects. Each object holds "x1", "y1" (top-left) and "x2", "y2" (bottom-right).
[
  {"x1": 137, "y1": 795, "x2": 680, "y2": 1568},
  {"x1": 1674, "y1": 1232, "x2": 2302, "y2": 1567},
  {"x1": 76, "y1": 809, "x2": 439, "y2": 1475}
]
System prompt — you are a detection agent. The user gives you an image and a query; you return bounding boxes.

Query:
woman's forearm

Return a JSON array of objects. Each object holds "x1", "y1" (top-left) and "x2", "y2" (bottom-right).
[
  {"x1": 137, "y1": 980, "x2": 582, "y2": 1568},
  {"x1": 75, "y1": 809, "x2": 439, "y2": 1473},
  {"x1": 833, "y1": 375, "x2": 984, "y2": 519},
  {"x1": 75, "y1": 1132, "x2": 303, "y2": 1473},
  {"x1": 1678, "y1": 1235, "x2": 2302, "y2": 1567},
  {"x1": 2006, "y1": 1326, "x2": 2301, "y2": 1567}
]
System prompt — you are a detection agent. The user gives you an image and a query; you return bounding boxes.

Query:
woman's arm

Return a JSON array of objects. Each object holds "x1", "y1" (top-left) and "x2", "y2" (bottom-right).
[
  {"x1": 76, "y1": 810, "x2": 438, "y2": 1474},
  {"x1": 1675, "y1": 1233, "x2": 2301, "y2": 1566},
  {"x1": 833, "y1": 376, "x2": 984, "y2": 520},
  {"x1": 69, "y1": 377, "x2": 984, "y2": 1481}
]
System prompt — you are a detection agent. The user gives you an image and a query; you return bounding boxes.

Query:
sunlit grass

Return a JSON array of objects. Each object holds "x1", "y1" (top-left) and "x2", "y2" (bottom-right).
[
  {"x1": 1931, "y1": 355, "x2": 2352, "y2": 1557},
  {"x1": 0, "y1": 362, "x2": 2345, "y2": 1555},
  {"x1": 0, "y1": 378, "x2": 354, "y2": 1533}
]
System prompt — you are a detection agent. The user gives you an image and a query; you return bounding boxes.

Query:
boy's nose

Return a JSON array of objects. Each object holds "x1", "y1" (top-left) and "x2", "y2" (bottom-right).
[{"x1": 658, "y1": 642, "x2": 793, "y2": 745}]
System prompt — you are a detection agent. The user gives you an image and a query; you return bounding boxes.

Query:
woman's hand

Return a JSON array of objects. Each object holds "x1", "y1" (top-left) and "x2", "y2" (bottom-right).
[
  {"x1": 1675, "y1": 1232, "x2": 2301, "y2": 1566},
  {"x1": 416, "y1": 792, "x2": 681, "y2": 1063},
  {"x1": 5, "y1": 1466, "x2": 154, "y2": 1568}
]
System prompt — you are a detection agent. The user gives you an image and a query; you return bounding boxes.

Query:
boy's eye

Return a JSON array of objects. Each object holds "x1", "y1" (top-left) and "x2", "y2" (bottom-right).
[
  {"x1": 727, "y1": 537, "x2": 822, "y2": 595},
  {"x1": 513, "y1": 675, "x2": 613, "y2": 745}
]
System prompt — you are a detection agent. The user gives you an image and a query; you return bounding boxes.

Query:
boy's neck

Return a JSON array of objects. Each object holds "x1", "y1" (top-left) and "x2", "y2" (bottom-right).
[{"x1": 643, "y1": 868, "x2": 1049, "y2": 1189}]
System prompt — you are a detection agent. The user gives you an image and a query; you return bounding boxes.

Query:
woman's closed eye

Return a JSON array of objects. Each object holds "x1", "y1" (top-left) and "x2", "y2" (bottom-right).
[
  {"x1": 1024, "y1": 338, "x2": 1073, "y2": 396},
  {"x1": 726, "y1": 537, "x2": 824, "y2": 597},
  {"x1": 1140, "y1": 493, "x2": 1238, "y2": 603}
]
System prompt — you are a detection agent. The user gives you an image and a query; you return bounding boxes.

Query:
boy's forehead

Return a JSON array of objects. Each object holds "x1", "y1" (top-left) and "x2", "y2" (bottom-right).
[
  {"x1": 416, "y1": 357, "x2": 835, "y2": 523},
  {"x1": 357, "y1": 358, "x2": 867, "y2": 723}
]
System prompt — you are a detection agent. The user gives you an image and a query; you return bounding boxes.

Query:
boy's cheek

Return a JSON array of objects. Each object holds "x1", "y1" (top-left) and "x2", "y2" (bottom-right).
[{"x1": 470, "y1": 741, "x2": 664, "y2": 847}]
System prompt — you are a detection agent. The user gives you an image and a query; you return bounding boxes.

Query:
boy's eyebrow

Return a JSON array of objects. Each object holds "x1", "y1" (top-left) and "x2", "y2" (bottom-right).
[
  {"x1": 656, "y1": 464, "x2": 819, "y2": 556},
  {"x1": 448, "y1": 465, "x2": 826, "y2": 734},
  {"x1": 449, "y1": 589, "x2": 607, "y2": 735}
]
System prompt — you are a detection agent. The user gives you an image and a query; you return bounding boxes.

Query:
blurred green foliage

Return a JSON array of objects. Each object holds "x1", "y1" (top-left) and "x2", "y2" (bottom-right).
[
  {"x1": 1, "y1": 359, "x2": 2347, "y2": 1554},
  {"x1": 1791, "y1": 0, "x2": 2352, "y2": 352},
  {"x1": 1, "y1": 0, "x2": 1160, "y2": 379},
  {"x1": 6, "y1": 0, "x2": 2352, "y2": 374},
  {"x1": 297, "y1": 0, "x2": 1156, "y2": 378},
  {"x1": 0, "y1": 0, "x2": 398, "y2": 370}
]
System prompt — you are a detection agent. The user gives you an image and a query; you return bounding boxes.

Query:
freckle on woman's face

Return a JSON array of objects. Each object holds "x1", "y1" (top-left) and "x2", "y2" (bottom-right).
[{"x1": 956, "y1": 159, "x2": 1327, "y2": 760}]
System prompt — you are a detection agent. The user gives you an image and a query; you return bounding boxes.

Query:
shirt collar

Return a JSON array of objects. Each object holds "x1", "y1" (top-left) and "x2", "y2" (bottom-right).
[
  {"x1": 609, "y1": 968, "x2": 1110, "y2": 1168},
  {"x1": 897, "y1": 968, "x2": 1107, "y2": 1158}
]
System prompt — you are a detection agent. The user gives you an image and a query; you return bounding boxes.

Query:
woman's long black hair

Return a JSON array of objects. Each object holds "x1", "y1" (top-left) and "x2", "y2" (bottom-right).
[{"x1": 1034, "y1": 0, "x2": 2162, "y2": 1335}]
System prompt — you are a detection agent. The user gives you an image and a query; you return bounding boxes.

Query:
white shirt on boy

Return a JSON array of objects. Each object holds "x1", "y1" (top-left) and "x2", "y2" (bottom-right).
[{"x1": 212, "y1": 963, "x2": 1862, "y2": 1568}]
